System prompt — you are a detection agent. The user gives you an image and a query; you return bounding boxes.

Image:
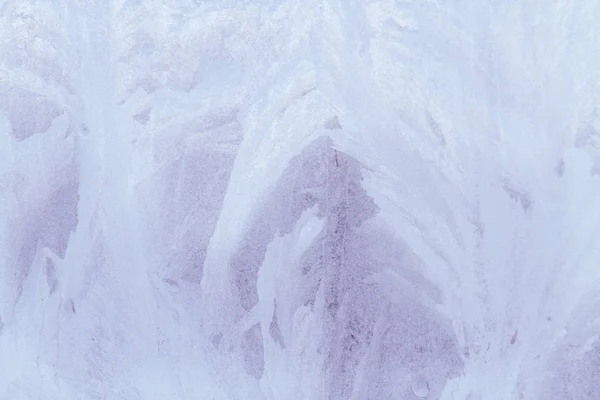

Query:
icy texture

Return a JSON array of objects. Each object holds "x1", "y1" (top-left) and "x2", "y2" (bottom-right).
[{"x1": 1, "y1": 1, "x2": 600, "y2": 399}]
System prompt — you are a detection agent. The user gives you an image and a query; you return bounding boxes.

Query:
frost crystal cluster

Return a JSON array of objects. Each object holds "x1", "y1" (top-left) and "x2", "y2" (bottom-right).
[{"x1": 1, "y1": 1, "x2": 600, "y2": 399}]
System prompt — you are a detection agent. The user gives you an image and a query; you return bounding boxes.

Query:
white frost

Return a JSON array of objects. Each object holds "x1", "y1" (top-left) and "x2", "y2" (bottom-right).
[{"x1": 1, "y1": 1, "x2": 600, "y2": 399}]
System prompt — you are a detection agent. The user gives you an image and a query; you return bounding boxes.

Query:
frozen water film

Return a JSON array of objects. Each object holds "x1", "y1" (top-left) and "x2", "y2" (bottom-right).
[{"x1": 1, "y1": 1, "x2": 600, "y2": 399}]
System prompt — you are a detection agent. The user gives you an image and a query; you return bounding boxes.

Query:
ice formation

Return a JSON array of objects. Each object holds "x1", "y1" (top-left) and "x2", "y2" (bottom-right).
[{"x1": 1, "y1": 1, "x2": 600, "y2": 399}]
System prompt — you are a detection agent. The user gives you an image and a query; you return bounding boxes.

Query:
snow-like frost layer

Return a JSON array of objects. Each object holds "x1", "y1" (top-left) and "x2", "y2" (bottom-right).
[{"x1": 1, "y1": 1, "x2": 600, "y2": 399}]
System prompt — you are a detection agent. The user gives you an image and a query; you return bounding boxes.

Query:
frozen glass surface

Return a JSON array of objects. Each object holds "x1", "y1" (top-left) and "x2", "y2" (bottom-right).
[{"x1": 1, "y1": 1, "x2": 600, "y2": 399}]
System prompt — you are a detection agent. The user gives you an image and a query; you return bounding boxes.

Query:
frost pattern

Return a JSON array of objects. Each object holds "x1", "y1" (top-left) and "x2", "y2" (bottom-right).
[{"x1": 1, "y1": 1, "x2": 600, "y2": 400}]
